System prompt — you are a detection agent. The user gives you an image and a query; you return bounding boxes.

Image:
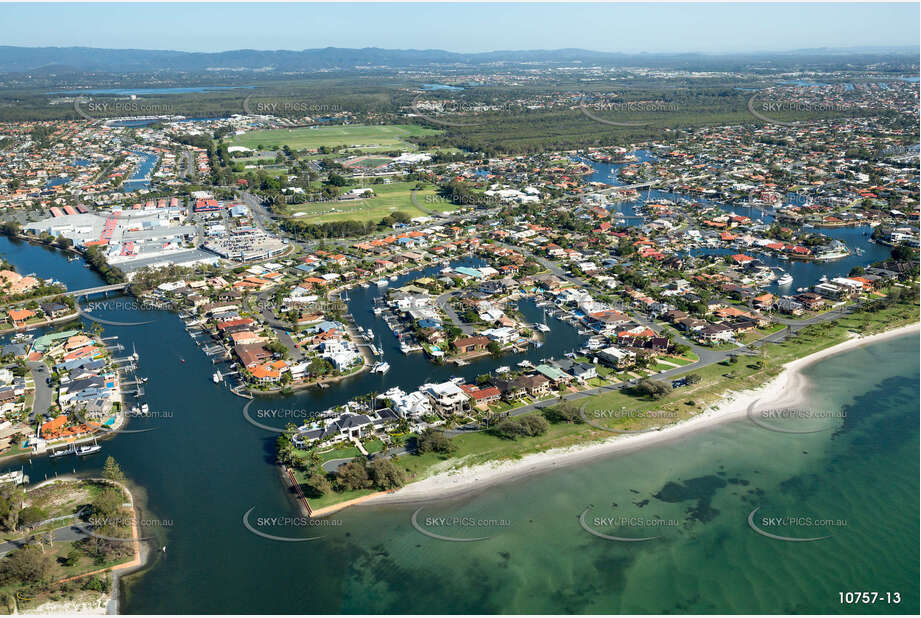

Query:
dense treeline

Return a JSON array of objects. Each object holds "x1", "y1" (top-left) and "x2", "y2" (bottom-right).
[{"x1": 82, "y1": 246, "x2": 126, "y2": 284}]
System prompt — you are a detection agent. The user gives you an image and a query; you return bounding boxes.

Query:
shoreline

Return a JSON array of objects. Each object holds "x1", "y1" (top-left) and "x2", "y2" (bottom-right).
[
  {"x1": 11, "y1": 476, "x2": 149, "y2": 615},
  {"x1": 357, "y1": 322, "x2": 919, "y2": 509}
]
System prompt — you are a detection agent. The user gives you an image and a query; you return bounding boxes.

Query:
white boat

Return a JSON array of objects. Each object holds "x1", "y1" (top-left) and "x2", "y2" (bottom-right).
[
  {"x1": 371, "y1": 362, "x2": 391, "y2": 374},
  {"x1": 517, "y1": 360, "x2": 533, "y2": 369},
  {"x1": 496, "y1": 366, "x2": 510, "y2": 374},
  {"x1": 372, "y1": 307, "x2": 383, "y2": 316},
  {"x1": 819, "y1": 274, "x2": 828, "y2": 283},
  {"x1": 376, "y1": 279, "x2": 389, "y2": 287},
  {"x1": 140, "y1": 403, "x2": 150, "y2": 414},
  {"x1": 76, "y1": 439, "x2": 101, "y2": 456},
  {"x1": 535, "y1": 323, "x2": 551, "y2": 333},
  {"x1": 389, "y1": 275, "x2": 398, "y2": 281},
  {"x1": 777, "y1": 273, "x2": 794, "y2": 286},
  {"x1": 49, "y1": 445, "x2": 76, "y2": 458},
  {"x1": 212, "y1": 370, "x2": 222, "y2": 383},
  {"x1": 361, "y1": 282, "x2": 370, "y2": 288}
]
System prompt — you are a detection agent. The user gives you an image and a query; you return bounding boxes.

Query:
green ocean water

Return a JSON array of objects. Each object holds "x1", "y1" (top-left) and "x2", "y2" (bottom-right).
[{"x1": 314, "y1": 333, "x2": 919, "y2": 614}]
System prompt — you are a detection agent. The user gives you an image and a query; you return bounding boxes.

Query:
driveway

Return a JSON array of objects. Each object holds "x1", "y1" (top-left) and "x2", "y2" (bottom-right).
[{"x1": 27, "y1": 361, "x2": 52, "y2": 422}]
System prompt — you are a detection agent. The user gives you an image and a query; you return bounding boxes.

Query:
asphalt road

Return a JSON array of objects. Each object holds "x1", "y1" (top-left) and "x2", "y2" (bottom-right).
[
  {"x1": 0, "y1": 524, "x2": 90, "y2": 557},
  {"x1": 27, "y1": 361, "x2": 52, "y2": 422}
]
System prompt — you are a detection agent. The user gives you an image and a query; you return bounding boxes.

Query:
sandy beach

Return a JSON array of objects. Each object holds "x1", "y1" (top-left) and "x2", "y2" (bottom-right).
[{"x1": 362, "y1": 323, "x2": 919, "y2": 508}]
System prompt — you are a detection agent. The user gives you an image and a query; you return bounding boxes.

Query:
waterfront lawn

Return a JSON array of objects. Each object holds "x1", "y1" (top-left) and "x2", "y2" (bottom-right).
[
  {"x1": 316, "y1": 445, "x2": 361, "y2": 463},
  {"x1": 306, "y1": 487, "x2": 377, "y2": 511}
]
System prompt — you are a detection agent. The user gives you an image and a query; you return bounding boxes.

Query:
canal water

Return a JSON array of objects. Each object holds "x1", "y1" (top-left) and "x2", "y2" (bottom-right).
[
  {"x1": 580, "y1": 152, "x2": 891, "y2": 291},
  {"x1": 122, "y1": 151, "x2": 160, "y2": 192},
  {"x1": 1, "y1": 233, "x2": 916, "y2": 614}
]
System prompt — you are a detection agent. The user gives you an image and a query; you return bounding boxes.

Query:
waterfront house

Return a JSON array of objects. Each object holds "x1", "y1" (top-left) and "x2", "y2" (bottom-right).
[
  {"x1": 453, "y1": 336, "x2": 490, "y2": 354},
  {"x1": 235, "y1": 343, "x2": 272, "y2": 368},
  {"x1": 698, "y1": 323, "x2": 734, "y2": 343},
  {"x1": 535, "y1": 363, "x2": 573, "y2": 385},
  {"x1": 516, "y1": 374, "x2": 552, "y2": 398},
  {"x1": 7, "y1": 309, "x2": 35, "y2": 326},
  {"x1": 776, "y1": 296, "x2": 804, "y2": 315},
  {"x1": 40, "y1": 302, "x2": 70, "y2": 318},
  {"x1": 552, "y1": 358, "x2": 598, "y2": 382},
  {"x1": 598, "y1": 346, "x2": 636, "y2": 369},
  {"x1": 460, "y1": 384, "x2": 501, "y2": 409},
  {"x1": 421, "y1": 381, "x2": 470, "y2": 416}
]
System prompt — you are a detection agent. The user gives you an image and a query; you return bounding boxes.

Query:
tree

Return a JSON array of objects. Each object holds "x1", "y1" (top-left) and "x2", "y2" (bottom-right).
[
  {"x1": 102, "y1": 456, "x2": 125, "y2": 482},
  {"x1": 491, "y1": 415, "x2": 549, "y2": 439},
  {"x1": 0, "y1": 545, "x2": 54, "y2": 585},
  {"x1": 685, "y1": 373, "x2": 701, "y2": 385},
  {"x1": 542, "y1": 401, "x2": 584, "y2": 424},
  {"x1": 17, "y1": 506, "x2": 47, "y2": 529},
  {"x1": 636, "y1": 379, "x2": 672, "y2": 400},
  {"x1": 416, "y1": 428, "x2": 455, "y2": 454},
  {"x1": 302, "y1": 473, "x2": 332, "y2": 498},
  {"x1": 0, "y1": 220, "x2": 20, "y2": 236},
  {"x1": 892, "y1": 244, "x2": 918, "y2": 262},
  {"x1": 335, "y1": 461, "x2": 371, "y2": 491},
  {"x1": 368, "y1": 459, "x2": 408, "y2": 490}
]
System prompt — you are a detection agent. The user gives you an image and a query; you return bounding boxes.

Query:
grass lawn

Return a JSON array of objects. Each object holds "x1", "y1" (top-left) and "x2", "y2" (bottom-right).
[
  {"x1": 739, "y1": 323, "x2": 785, "y2": 344},
  {"x1": 364, "y1": 439, "x2": 385, "y2": 454},
  {"x1": 316, "y1": 445, "x2": 360, "y2": 463},
  {"x1": 306, "y1": 487, "x2": 376, "y2": 511},
  {"x1": 229, "y1": 125, "x2": 440, "y2": 152},
  {"x1": 283, "y1": 182, "x2": 455, "y2": 224},
  {"x1": 344, "y1": 157, "x2": 393, "y2": 169}
]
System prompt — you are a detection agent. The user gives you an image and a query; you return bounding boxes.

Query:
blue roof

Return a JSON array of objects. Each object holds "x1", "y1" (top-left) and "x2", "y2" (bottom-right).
[{"x1": 454, "y1": 266, "x2": 483, "y2": 278}]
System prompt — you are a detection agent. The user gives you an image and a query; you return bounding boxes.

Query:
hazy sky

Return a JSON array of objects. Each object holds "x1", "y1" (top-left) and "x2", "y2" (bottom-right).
[{"x1": 2, "y1": 2, "x2": 918, "y2": 54}]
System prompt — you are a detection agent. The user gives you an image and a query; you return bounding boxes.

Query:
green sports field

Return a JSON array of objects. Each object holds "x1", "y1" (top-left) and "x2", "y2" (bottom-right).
[
  {"x1": 283, "y1": 181, "x2": 462, "y2": 224},
  {"x1": 229, "y1": 124, "x2": 440, "y2": 152}
]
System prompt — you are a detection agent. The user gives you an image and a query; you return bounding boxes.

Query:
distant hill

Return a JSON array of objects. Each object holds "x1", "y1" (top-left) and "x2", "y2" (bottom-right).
[{"x1": 0, "y1": 45, "x2": 916, "y2": 74}]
